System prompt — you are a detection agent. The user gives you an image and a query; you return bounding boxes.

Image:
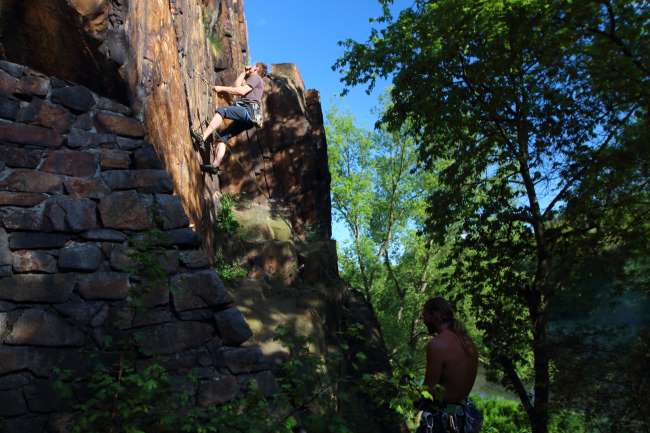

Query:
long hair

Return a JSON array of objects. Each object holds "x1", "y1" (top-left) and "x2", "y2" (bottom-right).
[
  {"x1": 255, "y1": 62, "x2": 268, "y2": 78},
  {"x1": 424, "y1": 297, "x2": 477, "y2": 357}
]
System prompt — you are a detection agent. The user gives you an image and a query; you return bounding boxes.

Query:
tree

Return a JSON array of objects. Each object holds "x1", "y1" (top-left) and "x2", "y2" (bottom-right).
[
  {"x1": 326, "y1": 103, "x2": 441, "y2": 371},
  {"x1": 335, "y1": 1, "x2": 649, "y2": 432}
]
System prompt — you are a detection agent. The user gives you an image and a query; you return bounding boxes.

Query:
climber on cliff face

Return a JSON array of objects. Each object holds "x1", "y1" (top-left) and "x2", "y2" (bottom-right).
[
  {"x1": 192, "y1": 62, "x2": 267, "y2": 175},
  {"x1": 416, "y1": 297, "x2": 482, "y2": 433}
]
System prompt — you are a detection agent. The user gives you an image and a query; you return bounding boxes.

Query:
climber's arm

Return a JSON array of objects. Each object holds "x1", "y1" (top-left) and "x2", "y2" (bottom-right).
[
  {"x1": 212, "y1": 84, "x2": 252, "y2": 96},
  {"x1": 234, "y1": 71, "x2": 247, "y2": 87}
]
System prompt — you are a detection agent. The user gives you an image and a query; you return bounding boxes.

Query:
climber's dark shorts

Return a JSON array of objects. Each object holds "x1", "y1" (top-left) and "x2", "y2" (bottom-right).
[{"x1": 215, "y1": 105, "x2": 254, "y2": 141}]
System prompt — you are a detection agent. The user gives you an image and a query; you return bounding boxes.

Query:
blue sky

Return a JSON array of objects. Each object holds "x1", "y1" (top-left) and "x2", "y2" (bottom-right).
[
  {"x1": 245, "y1": 0, "x2": 410, "y2": 241},
  {"x1": 245, "y1": 0, "x2": 410, "y2": 130}
]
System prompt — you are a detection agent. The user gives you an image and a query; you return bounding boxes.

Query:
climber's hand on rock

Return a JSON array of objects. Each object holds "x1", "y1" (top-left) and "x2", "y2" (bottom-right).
[{"x1": 212, "y1": 86, "x2": 223, "y2": 93}]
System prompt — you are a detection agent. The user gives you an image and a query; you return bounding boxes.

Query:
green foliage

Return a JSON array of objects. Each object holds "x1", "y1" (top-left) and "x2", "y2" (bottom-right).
[
  {"x1": 327, "y1": 101, "x2": 440, "y2": 375},
  {"x1": 54, "y1": 327, "x2": 359, "y2": 433},
  {"x1": 215, "y1": 194, "x2": 240, "y2": 236},
  {"x1": 202, "y1": 6, "x2": 222, "y2": 56},
  {"x1": 473, "y1": 397, "x2": 585, "y2": 433},
  {"x1": 127, "y1": 228, "x2": 171, "y2": 309},
  {"x1": 54, "y1": 360, "x2": 284, "y2": 433},
  {"x1": 335, "y1": 1, "x2": 650, "y2": 432},
  {"x1": 213, "y1": 194, "x2": 247, "y2": 283}
]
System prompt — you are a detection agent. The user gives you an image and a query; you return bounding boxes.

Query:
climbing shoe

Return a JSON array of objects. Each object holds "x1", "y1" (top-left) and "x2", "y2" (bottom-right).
[
  {"x1": 200, "y1": 164, "x2": 220, "y2": 175},
  {"x1": 190, "y1": 129, "x2": 205, "y2": 150}
]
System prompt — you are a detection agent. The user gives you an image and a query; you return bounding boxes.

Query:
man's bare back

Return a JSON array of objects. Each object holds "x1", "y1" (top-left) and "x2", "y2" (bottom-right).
[{"x1": 425, "y1": 329, "x2": 478, "y2": 403}]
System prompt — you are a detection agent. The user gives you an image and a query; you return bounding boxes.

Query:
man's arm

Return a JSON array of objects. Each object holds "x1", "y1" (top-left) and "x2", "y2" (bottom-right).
[
  {"x1": 424, "y1": 339, "x2": 444, "y2": 397},
  {"x1": 212, "y1": 84, "x2": 252, "y2": 96},
  {"x1": 234, "y1": 71, "x2": 247, "y2": 87},
  {"x1": 213, "y1": 71, "x2": 251, "y2": 96}
]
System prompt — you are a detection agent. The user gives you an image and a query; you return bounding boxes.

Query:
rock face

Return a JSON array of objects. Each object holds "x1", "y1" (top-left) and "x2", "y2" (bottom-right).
[
  {"x1": 0, "y1": 63, "x2": 270, "y2": 429},
  {"x1": 220, "y1": 64, "x2": 332, "y2": 240}
]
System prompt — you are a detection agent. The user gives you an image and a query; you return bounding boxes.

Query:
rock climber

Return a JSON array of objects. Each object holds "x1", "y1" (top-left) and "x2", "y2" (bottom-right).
[
  {"x1": 416, "y1": 297, "x2": 482, "y2": 433},
  {"x1": 193, "y1": 62, "x2": 267, "y2": 174}
]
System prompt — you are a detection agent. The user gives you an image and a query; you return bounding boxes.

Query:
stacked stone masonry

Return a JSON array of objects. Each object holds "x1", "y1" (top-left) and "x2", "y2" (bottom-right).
[{"x1": 0, "y1": 61, "x2": 274, "y2": 433}]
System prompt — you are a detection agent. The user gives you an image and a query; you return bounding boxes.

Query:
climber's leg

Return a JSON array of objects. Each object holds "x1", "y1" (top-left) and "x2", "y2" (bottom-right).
[
  {"x1": 202, "y1": 112, "x2": 224, "y2": 142},
  {"x1": 212, "y1": 141, "x2": 227, "y2": 168}
]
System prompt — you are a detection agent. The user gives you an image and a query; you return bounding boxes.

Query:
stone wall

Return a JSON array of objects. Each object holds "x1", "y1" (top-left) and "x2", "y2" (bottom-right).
[
  {"x1": 0, "y1": 61, "x2": 273, "y2": 432},
  {"x1": 0, "y1": 0, "x2": 253, "y2": 253}
]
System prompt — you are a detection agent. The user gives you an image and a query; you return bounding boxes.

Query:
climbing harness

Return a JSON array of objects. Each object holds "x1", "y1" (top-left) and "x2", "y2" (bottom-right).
[
  {"x1": 235, "y1": 98, "x2": 264, "y2": 128},
  {"x1": 417, "y1": 400, "x2": 482, "y2": 433}
]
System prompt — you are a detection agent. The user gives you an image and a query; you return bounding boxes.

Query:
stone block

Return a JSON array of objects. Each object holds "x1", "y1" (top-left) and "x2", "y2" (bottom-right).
[
  {"x1": 100, "y1": 148, "x2": 131, "y2": 169},
  {"x1": 81, "y1": 229, "x2": 127, "y2": 242},
  {"x1": 177, "y1": 309, "x2": 214, "y2": 321},
  {"x1": 0, "y1": 228, "x2": 10, "y2": 267},
  {"x1": 116, "y1": 136, "x2": 144, "y2": 150},
  {"x1": 108, "y1": 244, "x2": 133, "y2": 272},
  {"x1": 131, "y1": 309, "x2": 174, "y2": 328},
  {"x1": 171, "y1": 270, "x2": 232, "y2": 312},
  {"x1": 90, "y1": 304, "x2": 109, "y2": 327},
  {"x1": 197, "y1": 374, "x2": 239, "y2": 405},
  {"x1": 99, "y1": 191, "x2": 153, "y2": 230},
  {"x1": 53, "y1": 295, "x2": 102, "y2": 324},
  {"x1": 72, "y1": 112, "x2": 94, "y2": 130},
  {"x1": 0, "y1": 60, "x2": 24, "y2": 78},
  {"x1": 5, "y1": 309, "x2": 85, "y2": 346},
  {"x1": 140, "y1": 284, "x2": 170, "y2": 308},
  {"x1": 179, "y1": 250, "x2": 210, "y2": 269},
  {"x1": 0, "y1": 274, "x2": 75, "y2": 303},
  {"x1": 133, "y1": 145, "x2": 163, "y2": 169},
  {"x1": 24, "y1": 380, "x2": 63, "y2": 413},
  {"x1": 0, "y1": 68, "x2": 20, "y2": 94},
  {"x1": 41, "y1": 149, "x2": 98, "y2": 177},
  {"x1": 0, "y1": 388, "x2": 27, "y2": 416},
  {"x1": 214, "y1": 307, "x2": 253, "y2": 346},
  {"x1": 0, "y1": 206, "x2": 45, "y2": 231},
  {"x1": 163, "y1": 228, "x2": 201, "y2": 247},
  {"x1": 101, "y1": 169, "x2": 173, "y2": 193},
  {"x1": 0, "y1": 169, "x2": 64, "y2": 193},
  {"x1": 58, "y1": 243, "x2": 103, "y2": 271},
  {"x1": 44, "y1": 196, "x2": 98, "y2": 232},
  {"x1": 78, "y1": 272, "x2": 130, "y2": 300},
  {"x1": 0, "y1": 95, "x2": 19, "y2": 120},
  {"x1": 63, "y1": 177, "x2": 111, "y2": 199},
  {"x1": 136, "y1": 321, "x2": 214, "y2": 356},
  {"x1": 8, "y1": 233, "x2": 72, "y2": 250},
  {"x1": 0, "y1": 120, "x2": 63, "y2": 147},
  {"x1": 0, "y1": 191, "x2": 48, "y2": 207},
  {"x1": 216, "y1": 346, "x2": 268, "y2": 374},
  {"x1": 18, "y1": 98, "x2": 73, "y2": 132},
  {"x1": 19, "y1": 72, "x2": 50, "y2": 97},
  {"x1": 66, "y1": 128, "x2": 116, "y2": 148},
  {"x1": 95, "y1": 111, "x2": 144, "y2": 137},
  {"x1": 13, "y1": 250, "x2": 57, "y2": 273},
  {"x1": 0, "y1": 373, "x2": 30, "y2": 390},
  {"x1": 51, "y1": 85, "x2": 96, "y2": 112},
  {"x1": 0, "y1": 143, "x2": 43, "y2": 168},
  {"x1": 155, "y1": 194, "x2": 189, "y2": 229},
  {"x1": 95, "y1": 96, "x2": 131, "y2": 115}
]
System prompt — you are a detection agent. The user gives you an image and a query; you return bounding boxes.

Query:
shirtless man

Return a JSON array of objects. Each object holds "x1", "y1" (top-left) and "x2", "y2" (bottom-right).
[
  {"x1": 417, "y1": 297, "x2": 482, "y2": 433},
  {"x1": 194, "y1": 62, "x2": 267, "y2": 174}
]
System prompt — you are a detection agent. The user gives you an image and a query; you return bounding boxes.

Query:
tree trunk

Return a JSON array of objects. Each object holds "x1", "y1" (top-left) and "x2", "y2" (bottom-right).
[{"x1": 529, "y1": 291, "x2": 550, "y2": 433}]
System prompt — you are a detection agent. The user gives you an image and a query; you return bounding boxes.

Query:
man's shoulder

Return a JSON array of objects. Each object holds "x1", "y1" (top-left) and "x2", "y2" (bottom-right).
[{"x1": 427, "y1": 336, "x2": 447, "y2": 352}]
